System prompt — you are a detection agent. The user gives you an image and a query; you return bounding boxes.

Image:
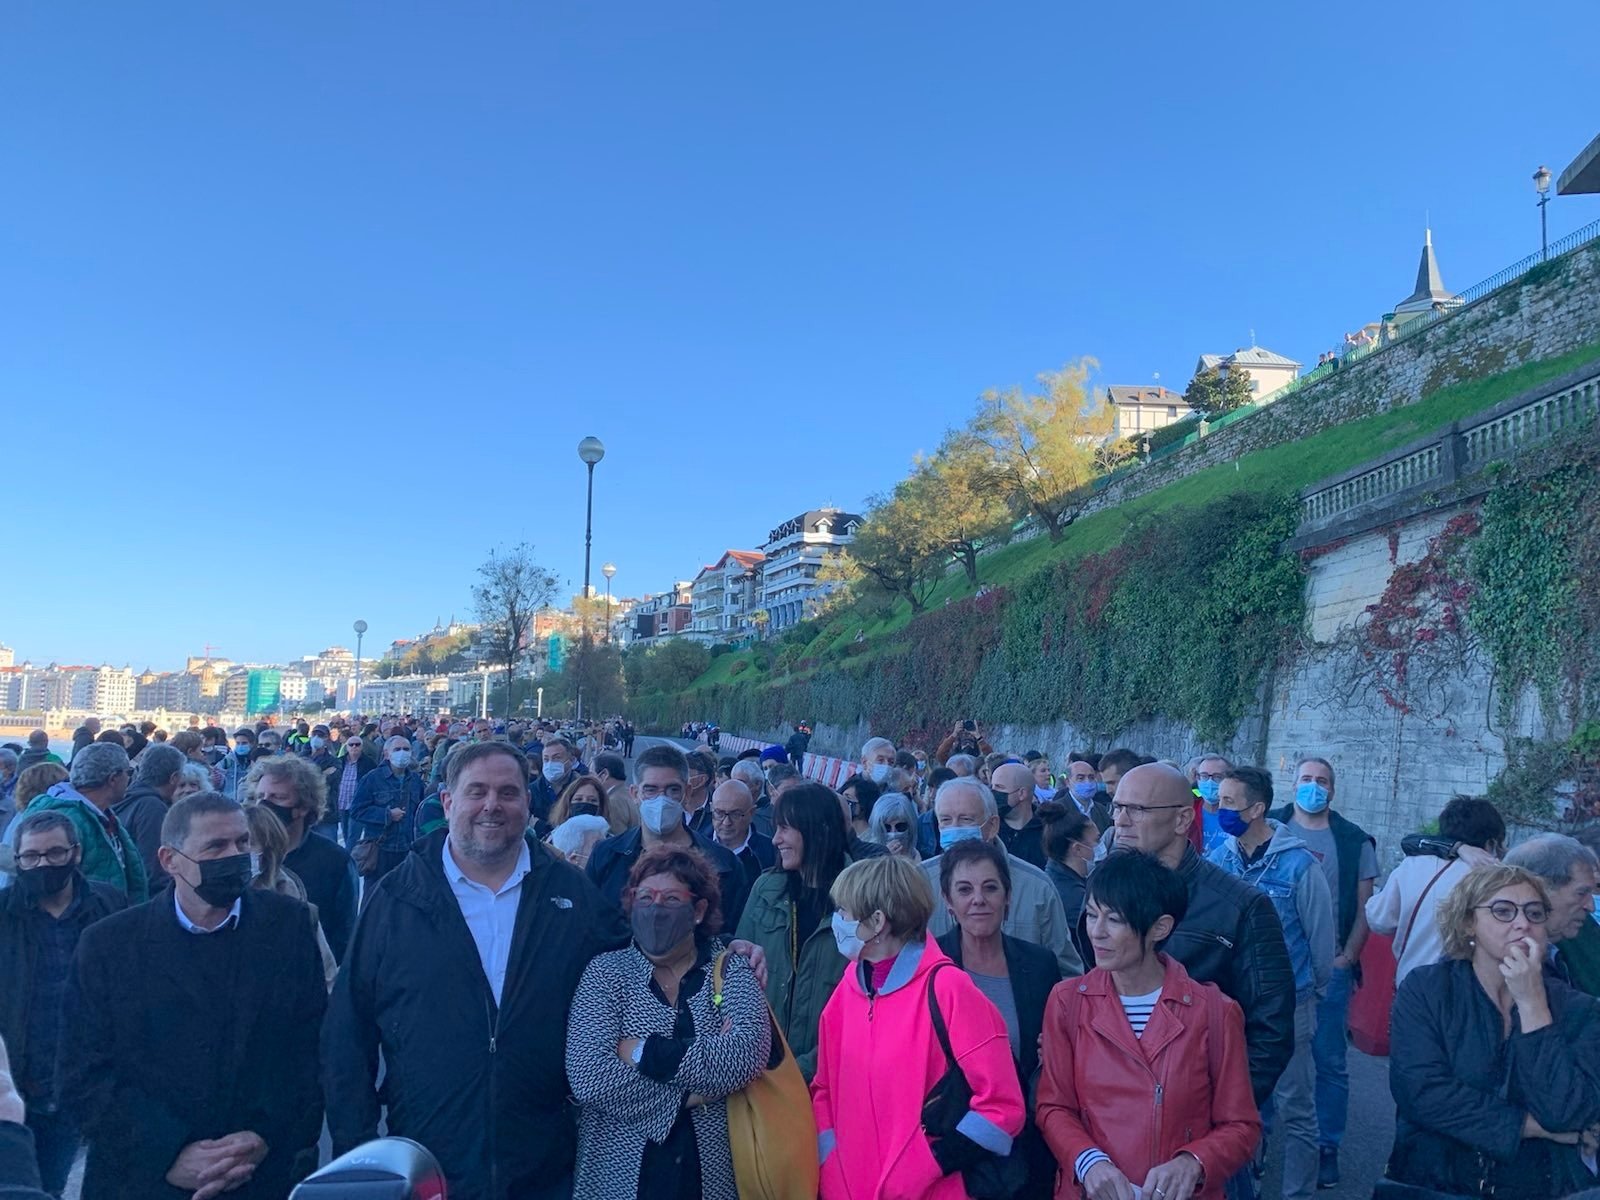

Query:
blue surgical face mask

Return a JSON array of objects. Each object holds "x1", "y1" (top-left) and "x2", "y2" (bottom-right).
[
  {"x1": 1070, "y1": 780, "x2": 1098, "y2": 802},
  {"x1": 869, "y1": 762, "x2": 892, "y2": 785},
  {"x1": 1217, "y1": 807, "x2": 1252, "y2": 838},
  {"x1": 831, "y1": 911, "x2": 866, "y2": 961},
  {"x1": 1196, "y1": 779, "x2": 1221, "y2": 805},
  {"x1": 939, "y1": 824, "x2": 984, "y2": 851},
  {"x1": 310, "y1": 736, "x2": 326, "y2": 750},
  {"x1": 1034, "y1": 785, "x2": 1054, "y2": 803},
  {"x1": 1295, "y1": 782, "x2": 1331, "y2": 814}
]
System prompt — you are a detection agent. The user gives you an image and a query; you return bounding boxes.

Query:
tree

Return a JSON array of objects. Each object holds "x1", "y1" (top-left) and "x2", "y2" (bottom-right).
[
  {"x1": 970, "y1": 357, "x2": 1112, "y2": 542},
  {"x1": 472, "y1": 543, "x2": 559, "y2": 717},
  {"x1": 909, "y1": 433, "x2": 1011, "y2": 585},
  {"x1": 807, "y1": 553, "x2": 863, "y2": 621},
  {"x1": 634, "y1": 638, "x2": 712, "y2": 696},
  {"x1": 543, "y1": 641, "x2": 626, "y2": 718},
  {"x1": 1184, "y1": 366, "x2": 1254, "y2": 416},
  {"x1": 850, "y1": 486, "x2": 947, "y2": 613}
]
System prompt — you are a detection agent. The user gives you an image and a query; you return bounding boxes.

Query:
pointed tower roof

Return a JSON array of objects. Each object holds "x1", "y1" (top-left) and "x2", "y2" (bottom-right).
[{"x1": 1395, "y1": 228, "x2": 1458, "y2": 315}]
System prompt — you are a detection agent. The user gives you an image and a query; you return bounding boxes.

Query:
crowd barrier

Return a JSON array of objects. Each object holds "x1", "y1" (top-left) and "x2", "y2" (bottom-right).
[{"x1": 694, "y1": 732, "x2": 862, "y2": 788}]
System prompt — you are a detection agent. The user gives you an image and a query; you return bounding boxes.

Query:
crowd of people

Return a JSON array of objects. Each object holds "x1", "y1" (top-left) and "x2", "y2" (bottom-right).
[{"x1": 0, "y1": 713, "x2": 1597, "y2": 1200}]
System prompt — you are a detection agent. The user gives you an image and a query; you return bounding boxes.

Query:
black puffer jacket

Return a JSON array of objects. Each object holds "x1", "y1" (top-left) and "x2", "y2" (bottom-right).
[
  {"x1": 1167, "y1": 844, "x2": 1296, "y2": 1105},
  {"x1": 1388, "y1": 957, "x2": 1600, "y2": 1198},
  {"x1": 322, "y1": 829, "x2": 628, "y2": 1200}
]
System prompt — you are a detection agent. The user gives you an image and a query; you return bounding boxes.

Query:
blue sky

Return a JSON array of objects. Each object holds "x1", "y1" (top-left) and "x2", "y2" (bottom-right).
[{"x1": 4, "y1": 2, "x2": 1598, "y2": 670}]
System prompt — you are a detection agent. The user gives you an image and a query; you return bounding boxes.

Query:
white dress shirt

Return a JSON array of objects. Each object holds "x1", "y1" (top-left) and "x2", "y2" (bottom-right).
[
  {"x1": 442, "y1": 836, "x2": 532, "y2": 1006},
  {"x1": 173, "y1": 888, "x2": 242, "y2": 933}
]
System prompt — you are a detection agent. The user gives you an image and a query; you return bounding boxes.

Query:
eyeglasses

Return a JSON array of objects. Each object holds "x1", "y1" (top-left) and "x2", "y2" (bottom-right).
[
  {"x1": 883, "y1": 822, "x2": 910, "y2": 833},
  {"x1": 1475, "y1": 901, "x2": 1549, "y2": 925},
  {"x1": 710, "y1": 809, "x2": 750, "y2": 824},
  {"x1": 638, "y1": 784, "x2": 686, "y2": 801},
  {"x1": 1110, "y1": 801, "x2": 1191, "y2": 819},
  {"x1": 17, "y1": 846, "x2": 76, "y2": 868}
]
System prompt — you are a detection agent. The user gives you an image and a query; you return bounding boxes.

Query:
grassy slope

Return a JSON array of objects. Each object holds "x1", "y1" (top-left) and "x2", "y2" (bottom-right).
[{"x1": 693, "y1": 342, "x2": 1600, "y2": 691}]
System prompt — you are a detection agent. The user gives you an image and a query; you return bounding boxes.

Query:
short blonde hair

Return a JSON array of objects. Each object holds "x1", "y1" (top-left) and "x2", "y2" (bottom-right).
[
  {"x1": 831, "y1": 855, "x2": 936, "y2": 941},
  {"x1": 1436, "y1": 864, "x2": 1551, "y2": 959}
]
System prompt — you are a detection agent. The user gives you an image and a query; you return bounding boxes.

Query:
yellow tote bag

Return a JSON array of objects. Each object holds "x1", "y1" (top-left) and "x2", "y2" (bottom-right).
[{"x1": 711, "y1": 951, "x2": 820, "y2": 1200}]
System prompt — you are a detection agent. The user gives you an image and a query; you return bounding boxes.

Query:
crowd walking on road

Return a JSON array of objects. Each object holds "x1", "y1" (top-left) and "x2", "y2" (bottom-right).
[{"x1": 0, "y1": 712, "x2": 1598, "y2": 1200}]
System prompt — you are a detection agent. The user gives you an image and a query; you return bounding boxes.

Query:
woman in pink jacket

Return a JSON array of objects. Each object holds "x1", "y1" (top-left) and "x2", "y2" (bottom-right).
[{"x1": 813, "y1": 854, "x2": 1026, "y2": 1200}]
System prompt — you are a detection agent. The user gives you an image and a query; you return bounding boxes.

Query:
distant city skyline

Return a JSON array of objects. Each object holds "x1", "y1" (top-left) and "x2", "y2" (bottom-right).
[{"x1": 6, "y1": 4, "x2": 1599, "y2": 666}]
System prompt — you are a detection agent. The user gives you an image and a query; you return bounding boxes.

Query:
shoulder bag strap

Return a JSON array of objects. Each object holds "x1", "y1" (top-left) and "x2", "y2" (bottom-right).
[
  {"x1": 711, "y1": 949, "x2": 731, "y2": 1012},
  {"x1": 926, "y1": 963, "x2": 958, "y2": 1067},
  {"x1": 1395, "y1": 862, "x2": 1452, "y2": 960}
]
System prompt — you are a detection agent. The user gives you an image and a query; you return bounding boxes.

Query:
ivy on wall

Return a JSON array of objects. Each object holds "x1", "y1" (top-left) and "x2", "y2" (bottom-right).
[{"x1": 633, "y1": 492, "x2": 1306, "y2": 747}]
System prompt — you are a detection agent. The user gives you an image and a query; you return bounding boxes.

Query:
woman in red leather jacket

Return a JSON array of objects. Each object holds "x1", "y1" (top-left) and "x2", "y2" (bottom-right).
[{"x1": 1036, "y1": 851, "x2": 1259, "y2": 1200}]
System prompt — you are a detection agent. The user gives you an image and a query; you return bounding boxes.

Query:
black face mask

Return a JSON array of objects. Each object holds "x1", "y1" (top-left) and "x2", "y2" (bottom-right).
[
  {"x1": 570, "y1": 802, "x2": 601, "y2": 818},
  {"x1": 262, "y1": 803, "x2": 300, "y2": 831},
  {"x1": 178, "y1": 851, "x2": 253, "y2": 909},
  {"x1": 16, "y1": 862, "x2": 75, "y2": 901}
]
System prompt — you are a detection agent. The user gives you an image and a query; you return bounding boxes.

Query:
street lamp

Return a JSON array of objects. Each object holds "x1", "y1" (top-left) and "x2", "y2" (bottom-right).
[
  {"x1": 576, "y1": 436, "x2": 606, "y2": 720},
  {"x1": 602, "y1": 562, "x2": 617, "y2": 644},
  {"x1": 1534, "y1": 164, "x2": 1552, "y2": 260},
  {"x1": 352, "y1": 620, "x2": 367, "y2": 714}
]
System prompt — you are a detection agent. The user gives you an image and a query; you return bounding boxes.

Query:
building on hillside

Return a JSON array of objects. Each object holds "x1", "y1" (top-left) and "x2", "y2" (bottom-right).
[
  {"x1": 1391, "y1": 228, "x2": 1460, "y2": 326},
  {"x1": 353, "y1": 674, "x2": 451, "y2": 717},
  {"x1": 1106, "y1": 386, "x2": 1189, "y2": 439},
  {"x1": 627, "y1": 582, "x2": 695, "y2": 647},
  {"x1": 1194, "y1": 345, "x2": 1302, "y2": 402},
  {"x1": 690, "y1": 551, "x2": 766, "y2": 643},
  {"x1": 760, "y1": 509, "x2": 863, "y2": 633},
  {"x1": 136, "y1": 671, "x2": 202, "y2": 713},
  {"x1": 0, "y1": 644, "x2": 13, "y2": 669}
]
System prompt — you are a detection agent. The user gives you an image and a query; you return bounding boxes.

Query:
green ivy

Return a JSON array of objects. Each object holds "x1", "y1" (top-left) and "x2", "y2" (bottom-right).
[
  {"x1": 1468, "y1": 441, "x2": 1600, "y2": 726},
  {"x1": 633, "y1": 492, "x2": 1306, "y2": 746}
]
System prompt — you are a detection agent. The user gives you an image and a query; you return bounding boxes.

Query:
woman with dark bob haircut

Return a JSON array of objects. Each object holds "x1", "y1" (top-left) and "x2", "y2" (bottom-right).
[
  {"x1": 1038, "y1": 850, "x2": 1258, "y2": 1200},
  {"x1": 567, "y1": 845, "x2": 770, "y2": 1200}
]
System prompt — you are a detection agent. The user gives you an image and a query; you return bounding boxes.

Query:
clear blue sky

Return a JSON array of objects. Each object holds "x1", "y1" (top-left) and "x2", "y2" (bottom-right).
[{"x1": 5, "y1": 2, "x2": 1597, "y2": 670}]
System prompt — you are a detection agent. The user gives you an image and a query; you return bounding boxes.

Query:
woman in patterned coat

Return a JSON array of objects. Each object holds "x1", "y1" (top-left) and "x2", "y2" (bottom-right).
[{"x1": 567, "y1": 844, "x2": 772, "y2": 1200}]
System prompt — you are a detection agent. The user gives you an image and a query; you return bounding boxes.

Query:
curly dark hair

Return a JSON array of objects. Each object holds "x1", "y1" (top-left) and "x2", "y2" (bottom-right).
[{"x1": 624, "y1": 845, "x2": 724, "y2": 938}]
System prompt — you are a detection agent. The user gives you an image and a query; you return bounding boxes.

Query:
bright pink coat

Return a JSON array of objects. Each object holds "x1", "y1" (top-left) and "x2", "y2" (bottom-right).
[{"x1": 812, "y1": 938, "x2": 1026, "y2": 1200}]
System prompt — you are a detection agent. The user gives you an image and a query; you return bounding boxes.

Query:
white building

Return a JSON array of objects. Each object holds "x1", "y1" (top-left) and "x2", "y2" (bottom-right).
[
  {"x1": 351, "y1": 674, "x2": 451, "y2": 716},
  {"x1": 690, "y1": 551, "x2": 766, "y2": 642},
  {"x1": 759, "y1": 509, "x2": 862, "y2": 632},
  {"x1": 0, "y1": 644, "x2": 13, "y2": 669},
  {"x1": 626, "y1": 583, "x2": 695, "y2": 647},
  {"x1": 1195, "y1": 345, "x2": 1302, "y2": 403},
  {"x1": 1106, "y1": 386, "x2": 1189, "y2": 439}
]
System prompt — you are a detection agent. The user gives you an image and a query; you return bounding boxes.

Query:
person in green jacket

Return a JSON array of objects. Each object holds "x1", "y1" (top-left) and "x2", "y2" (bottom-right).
[
  {"x1": 22, "y1": 742, "x2": 148, "y2": 902},
  {"x1": 734, "y1": 782, "x2": 859, "y2": 1080}
]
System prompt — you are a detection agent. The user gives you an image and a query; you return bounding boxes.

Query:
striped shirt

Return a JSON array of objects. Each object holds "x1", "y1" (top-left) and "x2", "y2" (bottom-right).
[{"x1": 1118, "y1": 987, "x2": 1161, "y2": 1039}]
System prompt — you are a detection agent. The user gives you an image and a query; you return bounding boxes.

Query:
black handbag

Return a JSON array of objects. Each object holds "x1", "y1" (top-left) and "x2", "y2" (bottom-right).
[{"x1": 921, "y1": 965, "x2": 1027, "y2": 1200}]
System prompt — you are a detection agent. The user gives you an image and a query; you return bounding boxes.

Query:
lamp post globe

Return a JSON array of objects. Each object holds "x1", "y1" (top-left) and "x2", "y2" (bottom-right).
[
  {"x1": 577, "y1": 436, "x2": 606, "y2": 466},
  {"x1": 1534, "y1": 164, "x2": 1552, "y2": 260},
  {"x1": 352, "y1": 620, "x2": 368, "y2": 717},
  {"x1": 602, "y1": 563, "x2": 617, "y2": 644}
]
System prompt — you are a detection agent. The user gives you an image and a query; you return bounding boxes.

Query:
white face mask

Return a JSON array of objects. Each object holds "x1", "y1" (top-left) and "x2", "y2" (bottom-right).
[
  {"x1": 639, "y1": 796, "x2": 685, "y2": 836},
  {"x1": 389, "y1": 750, "x2": 412, "y2": 770},
  {"x1": 869, "y1": 762, "x2": 892, "y2": 785},
  {"x1": 543, "y1": 761, "x2": 568, "y2": 784},
  {"x1": 832, "y1": 911, "x2": 867, "y2": 960}
]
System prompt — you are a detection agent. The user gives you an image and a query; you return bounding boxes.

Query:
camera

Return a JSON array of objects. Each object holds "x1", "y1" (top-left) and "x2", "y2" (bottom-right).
[
  {"x1": 961, "y1": 720, "x2": 976, "y2": 732},
  {"x1": 290, "y1": 1138, "x2": 447, "y2": 1200}
]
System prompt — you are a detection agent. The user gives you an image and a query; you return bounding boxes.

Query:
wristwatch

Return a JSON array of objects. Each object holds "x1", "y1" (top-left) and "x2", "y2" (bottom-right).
[{"x1": 630, "y1": 1041, "x2": 645, "y2": 1067}]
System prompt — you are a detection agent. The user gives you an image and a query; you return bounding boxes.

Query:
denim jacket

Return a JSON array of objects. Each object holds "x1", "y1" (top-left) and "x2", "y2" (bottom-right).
[
  {"x1": 351, "y1": 767, "x2": 425, "y2": 851},
  {"x1": 1209, "y1": 820, "x2": 1334, "y2": 999}
]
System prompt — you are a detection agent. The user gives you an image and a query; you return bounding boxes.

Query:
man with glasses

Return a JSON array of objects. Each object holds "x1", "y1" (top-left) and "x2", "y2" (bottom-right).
[
  {"x1": 18, "y1": 742, "x2": 147, "y2": 901},
  {"x1": 1190, "y1": 753, "x2": 1233, "y2": 856},
  {"x1": 0, "y1": 810, "x2": 128, "y2": 1195},
  {"x1": 584, "y1": 743, "x2": 750, "y2": 931},
  {"x1": 1505, "y1": 833, "x2": 1600, "y2": 996},
  {"x1": 1108, "y1": 762, "x2": 1296, "y2": 1164},
  {"x1": 708, "y1": 779, "x2": 774, "y2": 888}
]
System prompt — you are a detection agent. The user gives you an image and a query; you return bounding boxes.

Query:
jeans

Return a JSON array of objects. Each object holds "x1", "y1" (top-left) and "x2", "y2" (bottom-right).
[
  {"x1": 26, "y1": 1106, "x2": 79, "y2": 1198},
  {"x1": 1276, "y1": 993, "x2": 1320, "y2": 1200},
  {"x1": 1314, "y1": 964, "x2": 1353, "y2": 1150},
  {"x1": 339, "y1": 811, "x2": 356, "y2": 847}
]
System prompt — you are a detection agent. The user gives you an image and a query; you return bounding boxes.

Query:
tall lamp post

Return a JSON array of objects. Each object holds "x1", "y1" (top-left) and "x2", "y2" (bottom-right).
[
  {"x1": 1534, "y1": 164, "x2": 1552, "y2": 261},
  {"x1": 576, "y1": 436, "x2": 606, "y2": 720},
  {"x1": 602, "y1": 562, "x2": 617, "y2": 644},
  {"x1": 352, "y1": 619, "x2": 367, "y2": 715}
]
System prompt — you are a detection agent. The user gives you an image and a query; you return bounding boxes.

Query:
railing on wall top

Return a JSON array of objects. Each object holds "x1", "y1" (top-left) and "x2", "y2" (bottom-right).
[{"x1": 1298, "y1": 365, "x2": 1600, "y2": 528}]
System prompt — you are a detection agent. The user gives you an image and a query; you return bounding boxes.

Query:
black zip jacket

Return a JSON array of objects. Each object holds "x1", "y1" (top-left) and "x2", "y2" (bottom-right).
[
  {"x1": 1168, "y1": 844, "x2": 1297, "y2": 1106},
  {"x1": 322, "y1": 829, "x2": 628, "y2": 1200}
]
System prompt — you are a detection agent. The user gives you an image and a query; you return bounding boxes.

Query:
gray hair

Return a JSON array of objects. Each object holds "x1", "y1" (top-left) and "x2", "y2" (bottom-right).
[
  {"x1": 866, "y1": 793, "x2": 920, "y2": 855},
  {"x1": 934, "y1": 776, "x2": 999, "y2": 824},
  {"x1": 549, "y1": 814, "x2": 609, "y2": 857},
  {"x1": 862, "y1": 737, "x2": 896, "y2": 762},
  {"x1": 1505, "y1": 833, "x2": 1600, "y2": 888},
  {"x1": 69, "y1": 742, "x2": 131, "y2": 791},
  {"x1": 946, "y1": 754, "x2": 979, "y2": 777},
  {"x1": 766, "y1": 763, "x2": 800, "y2": 789},
  {"x1": 12, "y1": 809, "x2": 80, "y2": 848},
  {"x1": 161, "y1": 791, "x2": 244, "y2": 850},
  {"x1": 730, "y1": 759, "x2": 764, "y2": 793},
  {"x1": 179, "y1": 761, "x2": 212, "y2": 789},
  {"x1": 136, "y1": 743, "x2": 187, "y2": 788}
]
